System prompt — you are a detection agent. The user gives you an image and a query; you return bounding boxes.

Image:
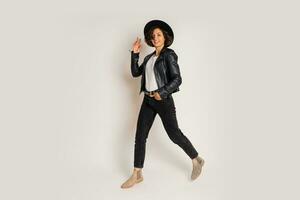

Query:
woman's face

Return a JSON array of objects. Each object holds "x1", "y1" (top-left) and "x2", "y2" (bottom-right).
[{"x1": 151, "y1": 28, "x2": 165, "y2": 48}]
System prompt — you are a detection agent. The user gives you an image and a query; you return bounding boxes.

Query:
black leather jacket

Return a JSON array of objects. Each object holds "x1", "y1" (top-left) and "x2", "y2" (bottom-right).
[{"x1": 131, "y1": 47, "x2": 182, "y2": 99}]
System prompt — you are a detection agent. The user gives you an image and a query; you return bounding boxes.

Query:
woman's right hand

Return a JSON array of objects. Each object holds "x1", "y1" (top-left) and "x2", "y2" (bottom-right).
[{"x1": 132, "y1": 37, "x2": 141, "y2": 53}]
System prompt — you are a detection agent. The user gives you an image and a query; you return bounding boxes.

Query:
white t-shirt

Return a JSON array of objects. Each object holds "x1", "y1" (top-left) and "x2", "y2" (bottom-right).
[{"x1": 145, "y1": 54, "x2": 159, "y2": 91}]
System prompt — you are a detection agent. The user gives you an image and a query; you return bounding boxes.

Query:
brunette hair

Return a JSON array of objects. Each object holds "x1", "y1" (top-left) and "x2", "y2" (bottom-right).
[{"x1": 144, "y1": 26, "x2": 173, "y2": 47}]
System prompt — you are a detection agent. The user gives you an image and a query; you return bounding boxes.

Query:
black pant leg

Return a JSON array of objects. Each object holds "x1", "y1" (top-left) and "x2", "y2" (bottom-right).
[
  {"x1": 133, "y1": 96, "x2": 157, "y2": 168},
  {"x1": 156, "y1": 96, "x2": 199, "y2": 159}
]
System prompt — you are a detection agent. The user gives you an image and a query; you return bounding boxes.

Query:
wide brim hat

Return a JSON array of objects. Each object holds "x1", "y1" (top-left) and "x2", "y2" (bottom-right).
[{"x1": 143, "y1": 19, "x2": 174, "y2": 47}]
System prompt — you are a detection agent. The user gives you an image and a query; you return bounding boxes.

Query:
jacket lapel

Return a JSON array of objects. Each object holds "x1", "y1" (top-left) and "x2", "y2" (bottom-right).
[
  {"x1": 153, "y1": 47, "x2": 166, "y2": 66},
  {"x1": 144, "y1": 47, "x2": 167, "y2": 72}
]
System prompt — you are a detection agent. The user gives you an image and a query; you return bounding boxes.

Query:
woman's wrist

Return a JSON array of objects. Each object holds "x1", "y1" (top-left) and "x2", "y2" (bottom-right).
[{"x1": 129, "y1": 49, "x2": 139, "y2": 54}]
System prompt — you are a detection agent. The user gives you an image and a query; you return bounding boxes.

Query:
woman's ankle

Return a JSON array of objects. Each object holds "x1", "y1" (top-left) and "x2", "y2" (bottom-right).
[
  {"x1": 192, "y1": 156, "x2": 199, "y2": 163},
  {"x1": 134, "y1": 167, "x2": 142, "y2": 171}
]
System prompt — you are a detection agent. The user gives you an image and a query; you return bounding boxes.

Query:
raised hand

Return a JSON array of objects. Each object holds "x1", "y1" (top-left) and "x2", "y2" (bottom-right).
[{"x1": 132, "y1": 37, "x2": 142, "y2": 53}]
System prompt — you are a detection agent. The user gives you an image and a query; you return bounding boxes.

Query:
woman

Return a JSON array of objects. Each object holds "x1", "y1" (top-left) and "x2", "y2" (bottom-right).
[{"x1": 121, "y1": 20, "x2": 205, "y2": 189}]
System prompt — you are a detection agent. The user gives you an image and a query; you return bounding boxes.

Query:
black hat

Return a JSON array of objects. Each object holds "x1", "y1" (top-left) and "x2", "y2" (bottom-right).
[{"x1": 143, "y1": 19, "x2": 174, "y2": 47}]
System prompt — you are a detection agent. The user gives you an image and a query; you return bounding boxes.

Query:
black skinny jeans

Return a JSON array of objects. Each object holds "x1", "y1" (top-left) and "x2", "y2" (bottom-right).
[{"x1": 134, "y1": 93, "x2": 199, "y2": 168}]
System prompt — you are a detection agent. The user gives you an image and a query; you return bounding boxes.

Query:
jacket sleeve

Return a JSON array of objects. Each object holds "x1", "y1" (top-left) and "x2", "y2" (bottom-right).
[
  {"x1": 131, "y1": 51, "x2": 144, "y2": 77},
  {"x1": 157, "y1": 51, "x2": 182, "y2": 99}
]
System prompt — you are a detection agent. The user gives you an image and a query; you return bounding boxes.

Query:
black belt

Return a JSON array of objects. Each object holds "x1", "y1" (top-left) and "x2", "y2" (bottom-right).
[{"x1": 144, "y1": 90, "x2": 158, "y2": 96}]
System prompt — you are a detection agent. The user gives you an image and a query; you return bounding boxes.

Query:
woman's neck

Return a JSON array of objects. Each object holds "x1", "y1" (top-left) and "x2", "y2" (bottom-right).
[{"x1": 155, "y1": 45, "x2": 164, "y2": 56}]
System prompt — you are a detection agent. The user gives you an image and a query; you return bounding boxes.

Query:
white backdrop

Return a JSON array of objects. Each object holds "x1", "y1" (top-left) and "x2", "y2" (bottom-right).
[{"x1": 0, "y1": 0, "x2": 299, "y2": 200}]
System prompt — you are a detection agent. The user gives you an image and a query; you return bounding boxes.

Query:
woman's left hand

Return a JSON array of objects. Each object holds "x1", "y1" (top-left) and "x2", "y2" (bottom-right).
[{"x1": 153, "y1": 92, "x2": 162, "y2": 101}]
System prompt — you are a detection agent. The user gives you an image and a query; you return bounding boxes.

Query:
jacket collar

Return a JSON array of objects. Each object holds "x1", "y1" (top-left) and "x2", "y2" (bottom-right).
[
  {"x1": 151, "y1": 46, "x2": 167, "y2": 56},
  {"x1": 149, "y1": 46, "x2": 167, "y2": 62}
]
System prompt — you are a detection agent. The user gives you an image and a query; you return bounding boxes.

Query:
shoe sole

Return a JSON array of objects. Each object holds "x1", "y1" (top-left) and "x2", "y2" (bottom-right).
[{"x1": 136, "y1": 177, "x2": 143, "y2": 183}]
